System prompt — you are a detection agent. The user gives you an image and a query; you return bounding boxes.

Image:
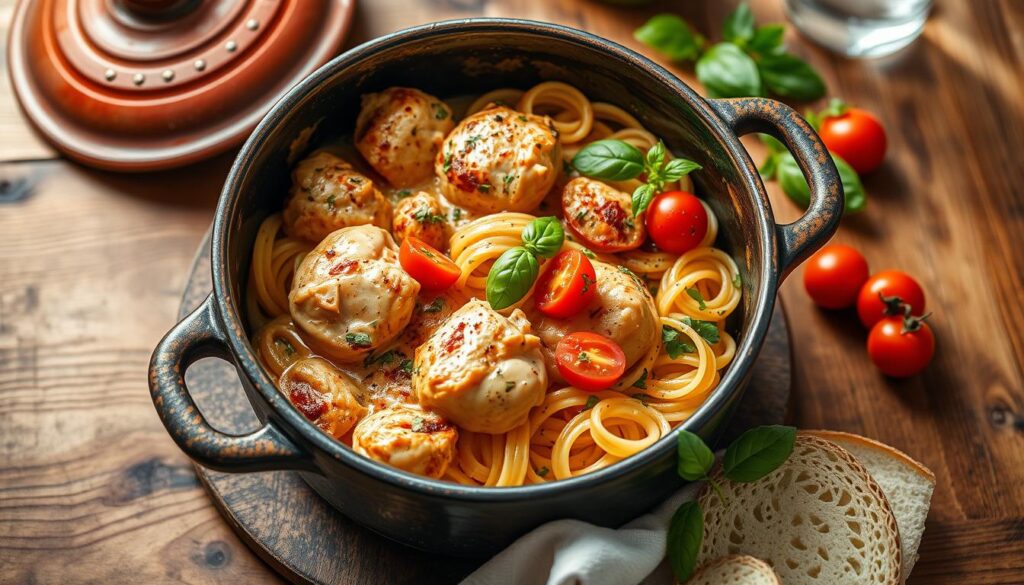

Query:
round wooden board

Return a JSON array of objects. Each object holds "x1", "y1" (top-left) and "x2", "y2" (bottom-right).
[{"x1": 179, "y1": 230, "x2": 792, "y2": 585}]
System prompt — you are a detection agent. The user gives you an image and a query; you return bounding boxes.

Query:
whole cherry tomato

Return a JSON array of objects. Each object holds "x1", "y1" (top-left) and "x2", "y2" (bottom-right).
[
  {"x1": 803, "y1": 244, "x2": 870, "y2": 309},
  {"x1": 398, "y1": 237, "x2": 461, "y2": 290},
  {"x1": 857, "y1": 270, "x2": 926, "y2": 328},
  {"x1": 867, "y1": 315, "x2": 935, "y2": 377},
  {"x1": 644, "y1": 191, "x2": 708, "y2": 254},
  {"x1": 818, "y1": 107, "x2": 887, "y2": 174},
  {"x1": 535, "y1": 249, "x2": 597, "y2": 319},
  {"x1": 555, "y1": 332, "x2": 627, "y2": 392}
]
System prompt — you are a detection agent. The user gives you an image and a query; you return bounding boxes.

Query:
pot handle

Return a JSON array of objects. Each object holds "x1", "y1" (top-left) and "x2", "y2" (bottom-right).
[
  {"x1": 710, "y1": 97, "x2": 843, "y2": 279},
  {"x1": 149, "y1": 294, "x2": 313, "y2": 472}
]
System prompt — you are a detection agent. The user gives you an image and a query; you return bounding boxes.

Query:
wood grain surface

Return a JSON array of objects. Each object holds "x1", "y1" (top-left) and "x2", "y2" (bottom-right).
[{"x1": 1, "y1": 0, "x2": 1022, "y2": 583}]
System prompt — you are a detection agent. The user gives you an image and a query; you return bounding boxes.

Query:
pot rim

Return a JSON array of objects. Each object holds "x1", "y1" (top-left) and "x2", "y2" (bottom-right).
[{"x1": 213, "y1": 17, "x2": 778, "y2": 501}]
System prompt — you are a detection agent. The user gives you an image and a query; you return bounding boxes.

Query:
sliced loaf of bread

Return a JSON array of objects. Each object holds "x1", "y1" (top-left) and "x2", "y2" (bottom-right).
[
  {"x1": 805, "y1": 430, "x2": 935, "y2": 583},
  {"x1": 686, "y1": 555, "x2": 781, "y2": 585},
  {"x1": 698, "y1": 433, "x2": 902, "y2": 584}
]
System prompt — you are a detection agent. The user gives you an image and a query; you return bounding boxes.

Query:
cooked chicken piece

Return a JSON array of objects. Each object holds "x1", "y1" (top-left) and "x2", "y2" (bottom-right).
[
  {"x1": 283, "y1": 151, "x2": 392, "y2": 242},
  {"x1": 290, "y1": 226, "x2": 420, "y2": 362},
  {"x1": 279, "y1": 357, "x2": 367, "y2": 439},
  {"x1": 436, "y1": 106, "x2": 560, "y2": 213},
  {"x1": 525, "y1": 261, "x2": 659, "y2": 379},
  {"x1": 352, "y1": 405, "x2": 458, "y2": 478},
  {"x1": 355, "y1": 87, "x2": 454, "y2": 187},
  {"x1": 562, "y1": 177, "x2": 645, "y2": 252},
  {"x1": 359, "y1": 348, "x2": 415, "y2": 411},
  {"x1": 392, "y1": 191, "x2": 450, "y2": 250},
  {"x1": 358, "y1": 290, "x2": 464, "y2": 410},
  {"x1": 414, "y1": 299, "x2": 547, "y2": 434}
]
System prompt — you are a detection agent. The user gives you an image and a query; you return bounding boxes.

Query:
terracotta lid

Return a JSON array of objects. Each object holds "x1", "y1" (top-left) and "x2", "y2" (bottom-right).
[{"x1": 7, "y1": 0, "x2": 355, "y2": 171}]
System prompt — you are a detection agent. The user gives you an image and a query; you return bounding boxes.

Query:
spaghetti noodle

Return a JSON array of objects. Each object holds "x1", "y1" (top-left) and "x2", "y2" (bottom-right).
[{"x1": 248, "y1": 81, "x2": 742, "y2": 487}]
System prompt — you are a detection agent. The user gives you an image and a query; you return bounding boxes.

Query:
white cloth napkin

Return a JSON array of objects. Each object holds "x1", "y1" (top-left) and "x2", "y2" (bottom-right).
[{"x1": 460, "y1": 482, "x2": 703, "y2": 585}]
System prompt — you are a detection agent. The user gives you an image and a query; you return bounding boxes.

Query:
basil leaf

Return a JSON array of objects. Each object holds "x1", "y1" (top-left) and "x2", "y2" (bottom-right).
[
  {"x1": 632, "y1": 183, "x2": 656, "y2": 217},
  {"x1": 677, "y1": 430, "x2": 715, "y2": 481},
  {"x1": 667, "y1": 501, "x2": 703, "y2": 582},
  {"x1": 572, "y1": 139, "x2": 644, "y2": 181},
  {"x1": 661, "y1": 158, "x2": 702, "y2": 182},
  {"x1": 646, "y1": 141, "x2": 666, "y2": 173},
  {"x1": 485, "y1": 247, "x2": 539, "y2": 310},
  {"x1": 723, "y1": 2, "x2": 755, "y2": 44},
  {"x1": 777, "y1": 152, "x2": 866, "y2": 214},
  {"x1": 696, "y1": 43, "x2": 763, "y2": 98},
  {"x1": 681, "y1": 316, "x2": 720, "y2": 344},
  {"x1": 759, "y1": 133, "x2": 786, "y2": 153},
  {"x1": 722, "y1": 425, "x2": 796, "y2": 482},
  {"x1": 835, "y1": 155, "x2": 867, "y2": 213},
  {"x1": 521, "y1": 216, "x2": 565, "y2": 258},
  {"x1": 757, "y1": 53, "x2": 826, "y2": 101},
  {"x1": 747, "y1": 24, "x2": 785, "y2": 55},
  {"x1": 634, "y1": 14, "x2": 702, "y2": 62},
  {"x1": 758, "y1": 152, "x2": 780, "y2": 179},
  {"x1": 662, "y1": 325, "x2": 696, "y2": 358}
]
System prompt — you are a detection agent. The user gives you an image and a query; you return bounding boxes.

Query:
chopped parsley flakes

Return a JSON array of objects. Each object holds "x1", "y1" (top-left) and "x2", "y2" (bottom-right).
[
  {"x1": 686, "y1": 287, "x2": 708, "y2": 310},
  {"x1": 345, "y1": 332, "x2": 372, "y2": 347},
  {"x1": 662, "y1": 325, "x2": 696, "y2": 358}
]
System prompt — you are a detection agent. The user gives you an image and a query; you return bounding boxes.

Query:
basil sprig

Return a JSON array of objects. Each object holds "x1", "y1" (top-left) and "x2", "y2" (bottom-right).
[
  {"x1": 572, "y1": 139, "x2": 701, "y2": 216},
  {"x1": 485, "y1": 247, "x2": 539, "y2": 310},
  {"x1": 667, "y1": 425, "x2": 796, "y2": 581},
  {"x1": 521, "y1": 216, "x2": 565, "y2": 258},
  {"x1": 485, "y1": 216, "x2": 565, "y2": 310},
  {"x1": 635, "y1": 3, "x2": 826, "y2": 101},
  {"x1": 570, "y1": 140, "x2": 644, "y2": 180},
  {"x1": 759, "y1": 133, "x2": 866, "y2": 214}
]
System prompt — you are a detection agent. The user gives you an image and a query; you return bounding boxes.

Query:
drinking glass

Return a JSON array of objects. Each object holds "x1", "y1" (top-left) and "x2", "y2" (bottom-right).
[{"x1": 785, "y1": 0, "x2": 932, "y2": 58}]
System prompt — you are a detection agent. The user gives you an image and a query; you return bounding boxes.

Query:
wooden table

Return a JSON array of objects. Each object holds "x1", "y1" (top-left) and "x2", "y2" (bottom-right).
[{"x1": 1, "y1": 1, "x2": 1021, "y2": 583}]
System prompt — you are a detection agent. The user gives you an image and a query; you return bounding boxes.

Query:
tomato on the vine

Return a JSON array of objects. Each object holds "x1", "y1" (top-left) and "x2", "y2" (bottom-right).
[
  {"x1": 555, "y1": 332, "x2": 626, "y2": 392},
  {"x1": 818, "y1": 106, "x2": 887, "y2": 174},
  {"x1": 644, "y1": 191, "x2": 708, "y2": 254},
  {"x1": 857, "y1": 270, "x2": 926, "y2": 328},
  {"x1": 398, "y1": 236, "x2": 461, "y2": 290},
  {"x1": 867, "y1": 315, "x2": 935, "y2": 377},
  {"x1": 534, "y1": 249, "x2": 597, "y2": 319},
  {"x1": 803, "y1": 244, "x2": 870, "y2": 309}
]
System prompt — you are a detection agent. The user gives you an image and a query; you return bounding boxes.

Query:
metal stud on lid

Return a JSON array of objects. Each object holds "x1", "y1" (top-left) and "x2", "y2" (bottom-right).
[{"x1": 7, "y1": 0, "x2": 355, "y2": 171}]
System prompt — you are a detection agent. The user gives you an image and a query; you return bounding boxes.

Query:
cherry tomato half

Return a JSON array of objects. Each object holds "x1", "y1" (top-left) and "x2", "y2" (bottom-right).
[
  {"x1": 819, "y1": 107, "x2": 887, "y2": 174},
  {"x1": 867, "y1": 316, "x2": 935, "y2": 377},
  {"x1": 644, "y1": 191, "x2": 708, "y2": 254},
  {"x1": 857, "y1": 270, "x2": 926, "y2": 328},
  {"x1": 534, "y1": 250, "x2": 597, "y2": 319},
  {"x1": 398, "y1": 236, "x2": 461, "y2": 290},
  {"x1": 803, "y1": 244, "x2": 870, "y2": 309},
  {"x1": 555, "y1": 332, "x2": 626, "y2": 392}
]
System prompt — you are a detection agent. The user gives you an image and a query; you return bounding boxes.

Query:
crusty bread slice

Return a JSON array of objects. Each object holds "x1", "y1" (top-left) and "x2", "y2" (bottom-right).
[
  {"x1": 698, "y1": 434, "x2": 902, "y2": 585},
  {"x1": 804, "y1": 430, "x2": 935, "y2": 583},
  {"x1": 686, "y1": 555, "x2": 781, "y2": 585}
]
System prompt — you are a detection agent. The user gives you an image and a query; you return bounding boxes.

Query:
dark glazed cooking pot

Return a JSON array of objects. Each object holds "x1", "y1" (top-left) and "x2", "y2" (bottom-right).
[{"x1": 149, "y1": 19, "x2": 842, "y2": 556}]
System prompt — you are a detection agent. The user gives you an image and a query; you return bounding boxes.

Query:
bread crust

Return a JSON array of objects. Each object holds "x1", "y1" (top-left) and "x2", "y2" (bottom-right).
[{"x1": 802, "y1": 430, "x2": 935, "y2": 484}]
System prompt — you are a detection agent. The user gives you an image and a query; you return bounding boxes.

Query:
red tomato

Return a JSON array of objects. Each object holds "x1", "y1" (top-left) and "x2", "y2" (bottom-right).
[
  {"x1": 555, "y1": 332, "x2": 626, "y2": 392},
  {"x1": 398, "y1": 237, "x2": 460, "y2": 290},
  {"x1": 867, "y1": 316, "x2": 935, "y2": 377},
  {"x1": 802, "y1": 244, "x2": 870, "y2": 309},
  {"x1": 644, "y1": 191, "x2": 708, "y2": 254},
  {"x1": 534, "y1": 250, "x2": 597, "y2": 319},
  {"x1": 818, "y1": 107, "x2": 887, "y2": 174},
  {"x1": 857, "y1": 270, "x2": 926, "y2": 328}
]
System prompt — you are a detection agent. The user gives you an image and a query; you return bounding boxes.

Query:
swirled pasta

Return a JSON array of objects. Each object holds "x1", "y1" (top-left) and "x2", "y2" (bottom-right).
[{"x1": 247, "y1": 81, "x2": 742, "y2": 486}]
